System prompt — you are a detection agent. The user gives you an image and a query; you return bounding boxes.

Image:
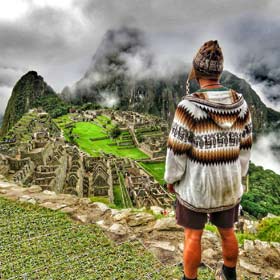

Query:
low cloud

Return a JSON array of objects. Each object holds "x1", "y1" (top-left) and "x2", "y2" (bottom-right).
[
  {"x1": 65, "y1": 27, "x2": 189, "y2": 101},
  {"x1": 119, "y1": 49, "x2": 187, "y2": 80},
  {"x1": 0, "y1": 66, "x2": 25, "y2": 115},
  {"x1": 99, "y1": 91, "x2": 119, "y2": 108},
  {"x1": 0, "y1": 66, "x2": 24, "y2": 88},
  {"x1": 0, "y1": 86, "x2": 12, "y2": 115},
  {"x1": 221, "y1": 16, "x2": 280, "y2": 112},
  {"x1": 251, "y1": 132, "x2": 280, "y2": 175}
]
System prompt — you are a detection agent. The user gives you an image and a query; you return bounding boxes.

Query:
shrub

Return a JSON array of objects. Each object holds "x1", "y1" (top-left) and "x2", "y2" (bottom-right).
[
  {"x1": 110, "y1": 126, "x2": 121, "y2": 138},
  {"x1": 256, "y1": 217, "x2": 280, "y2": 242}
]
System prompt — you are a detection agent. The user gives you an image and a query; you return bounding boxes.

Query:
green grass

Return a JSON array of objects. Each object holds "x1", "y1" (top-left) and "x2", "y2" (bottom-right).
[
  {"x1": 89, "y1": 195, "x2": 122, "y2": 209},
  {"x1": 0, "y1": 196, "x2": 186, "y2": 279},
  {"x1": 119, "y1": 172, "x2": 133, "y2": 208},
  {"x1": 138, "y1": 161, "x2": 166, "y2": 185},
  {"x1": 113, "y1": 185, "x2": 125, "y2": 208},
  {"x1": 74, "y1": 122, "x2": 107, "y2": 138},
  {"x1": 205, "y1": 223, "x2": 218, "y2": 233},
  {"x1": 96, "y1": 115, "x2": 111, "y2": 123},
  {"x1": 94, "y1": 115, "x2": 115, "y2": 129},
  {"x1": 89, "y1": 196, "x2": 110, "y2": 205},
  {"x1": 256, "y1": 217, "x2": 280, "y2": 242},
  {"x1": 73, "y1": 123, "x2": 148, "y2": 159},
  {"x1": 55, "y1": 114, "x2": 149, "y2": 160},
  {"x1": 54, "y1": 114, "x2": 73, "y2": 126},
  {"x1": 3, "y1": 112, "x2": 33, "y2": 142},
  {"x1": 236, "y1": 232, "x2": 256, "y2": 245},
  {"x1": 53, "y1": 114, "x2": 75, "y2": 141}
]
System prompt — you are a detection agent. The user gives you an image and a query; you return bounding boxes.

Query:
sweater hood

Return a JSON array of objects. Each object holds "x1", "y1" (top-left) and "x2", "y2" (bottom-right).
[{"x1": 184, "y1": 88, "x2": 245, "y2": 129}]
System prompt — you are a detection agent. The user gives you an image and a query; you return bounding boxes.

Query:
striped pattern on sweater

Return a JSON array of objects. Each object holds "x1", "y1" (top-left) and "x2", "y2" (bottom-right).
[
  {"x1": 164, "y1": 87, "x2": 253, "y2": 212},
  {"x1": 167, "y1": 90, "x2": 253, "y2": 165}
]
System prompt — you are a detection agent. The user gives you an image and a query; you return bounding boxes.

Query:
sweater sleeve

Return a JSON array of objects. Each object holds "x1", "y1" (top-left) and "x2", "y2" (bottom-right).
[
  {"x1": 239, "y1": 106, "x2": 253, "y2": 177},
  {"x1": 164, "y1": 102, "x2": 193, "y2": 184}
]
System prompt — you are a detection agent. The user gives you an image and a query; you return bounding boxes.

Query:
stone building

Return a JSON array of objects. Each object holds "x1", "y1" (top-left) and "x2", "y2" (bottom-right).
[{"x1": 0, "y1": 107, "x2": 175, "y2": 209}]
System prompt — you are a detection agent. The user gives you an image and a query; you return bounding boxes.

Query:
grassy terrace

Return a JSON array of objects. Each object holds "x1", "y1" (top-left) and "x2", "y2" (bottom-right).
[
  {"x1": 54, "y1": 114, "x2": 168, "y2": 184},
  {"x1": 54, "y1": 114, "x2": 149, "y2": 160},
  {"x1": 2, "y1": 112, "x2": 38, "y2": 142},
  {"x1": 53, "y1": 114, "x2": 73, "y2": 141},
  {"x1": 138, "y1": 161, "x2": 166, "y2": 186},
  {"x1": 0, "y1": 197, "x2": 187, "y2": 279}
]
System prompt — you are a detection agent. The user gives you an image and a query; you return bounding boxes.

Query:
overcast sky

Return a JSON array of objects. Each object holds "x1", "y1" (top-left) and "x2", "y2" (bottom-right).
[
  {"x1": 0, "y1": 0, "x2": 280, "y2": 173},
  {"x1": 0, "y1": 0, "x2": 280, "y2": 115}
]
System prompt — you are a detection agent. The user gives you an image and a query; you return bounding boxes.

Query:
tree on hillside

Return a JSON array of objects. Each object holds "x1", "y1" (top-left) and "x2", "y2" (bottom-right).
[{"x1": 110, "y1": 125, "x2": 121, "y2": 138}]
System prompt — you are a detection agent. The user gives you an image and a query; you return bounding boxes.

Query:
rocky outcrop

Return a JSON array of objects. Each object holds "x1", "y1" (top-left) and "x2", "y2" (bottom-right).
[
  {"x1": 1, "y1": 71, "x2": 69, "y2": 136},
  {"x1": 0, "y1": 177, "x2": 279, "y2": 279}
]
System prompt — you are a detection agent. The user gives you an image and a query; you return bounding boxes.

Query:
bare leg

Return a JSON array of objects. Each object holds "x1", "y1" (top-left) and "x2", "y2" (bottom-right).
[
  {"x1": 183, "y1": 228, "x2": 203, "y2": 279},
  {"x1": 217, "y1": 227, "x2": 238, "y2": 267}
]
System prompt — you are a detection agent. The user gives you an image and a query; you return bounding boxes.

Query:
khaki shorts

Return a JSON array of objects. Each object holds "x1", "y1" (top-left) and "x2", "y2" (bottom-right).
[{"x1": 175, "y1": 198, "x2": 240, "y2": 230}]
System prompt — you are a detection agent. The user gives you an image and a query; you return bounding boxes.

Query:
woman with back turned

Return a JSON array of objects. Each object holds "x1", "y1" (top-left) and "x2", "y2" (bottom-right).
[{"x1": 164, "y1": 40, "x2": 253, "y2": 280}]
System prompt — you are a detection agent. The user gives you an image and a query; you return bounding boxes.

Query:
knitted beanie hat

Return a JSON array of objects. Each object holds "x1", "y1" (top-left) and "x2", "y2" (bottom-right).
[{"x1": 186, "y1": 40, "x2": 224, "y2": 94}]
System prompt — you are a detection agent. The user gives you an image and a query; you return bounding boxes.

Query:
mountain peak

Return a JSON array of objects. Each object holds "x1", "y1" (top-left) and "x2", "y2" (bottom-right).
[
  {"x1": 86, "y1": 26, "x2": 150, "y2": 76},
  {"x1": 0, "y1": 71, "x2": 69, "y2": 136},
  {"x1": 24, "y1": 70, "x2": 38, "y2": 76}
]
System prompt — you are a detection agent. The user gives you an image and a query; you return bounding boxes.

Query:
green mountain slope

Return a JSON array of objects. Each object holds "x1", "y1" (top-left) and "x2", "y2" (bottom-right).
[
  {"x1": 242, "y1": 162, "x2": 280, "y2": 218},
  {"x1": 1, "y1": 71, "x2": 69, "y2": 136}
]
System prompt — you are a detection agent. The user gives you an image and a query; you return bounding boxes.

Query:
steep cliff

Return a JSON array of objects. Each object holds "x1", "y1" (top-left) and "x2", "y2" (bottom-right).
[{"x1": 1, "y1": 71, "x2": 69, "y2": 136}]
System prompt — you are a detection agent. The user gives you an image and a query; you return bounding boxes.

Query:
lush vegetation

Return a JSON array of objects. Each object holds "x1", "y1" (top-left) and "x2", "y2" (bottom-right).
[
  {"x1": 1, "y1": 71, "x2": 69, "y2": 135},
  {"x1": 236, "y1": 217, "x2": 280, "y2": 245},
  {"x1": 110, "y1": 125, "x2": 122, "y2": 138},
  {"x1": 138, "y1": 161, "x2": 166, "y2": 185},
  {"x1": 2, "y1": 111, "x2": 37, "y2": 142},
  {"x1": 34, "y1": 92, "x2": 69, "y2": 118},
  {"x1": 205, "y1": 217, "x2": 280, "y2": 246},
  {"x1": 1, "y1": 110, "x2": 60, "y2": 143},
  {"x1": 0, "y1": 196, "x2": 190, "y2": 279},
  {"x1": 112, "y1": 185, "x2": 125, "y2": 208},
  {"x1": 118, "y1": 171, "x2": 133, "y2": 208},
  {"x1": 89, "y1": 196, "x2": 111, "y2": 205},
  {"x1": 54, "y1": 115, "x2": 149, "y2": 160},
  {"x1": 73, "y1": 124, "x2": 148, "y2": 159},
  {"x1": 52, "y1": 114, "x2": 74, "y2": 142},
  {"x1": 256, "y1": 216, "x2": 280, "y2": 242},
  {"x1": 241, "y1": 162, "x2": 280, "y2": 218}
]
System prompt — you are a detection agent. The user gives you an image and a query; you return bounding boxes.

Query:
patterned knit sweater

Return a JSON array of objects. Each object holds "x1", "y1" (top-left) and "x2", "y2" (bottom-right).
[{"x1": 164, "y1": 86, "x2": 253, "y2": 213}]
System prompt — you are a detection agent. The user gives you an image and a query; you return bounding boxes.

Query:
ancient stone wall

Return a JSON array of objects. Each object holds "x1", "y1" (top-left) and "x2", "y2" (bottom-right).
[{"x1": 53, "y1": 151, "x2": 68, "y2": 193}]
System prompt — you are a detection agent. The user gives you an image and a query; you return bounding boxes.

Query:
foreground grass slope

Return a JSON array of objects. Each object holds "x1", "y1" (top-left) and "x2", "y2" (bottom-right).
[
  {"x1": 0, "y1": 197, "x2": 215, "y2": 279},
  {"x1": 0, "y1": 197, "x2": 185, "y2": 279}
]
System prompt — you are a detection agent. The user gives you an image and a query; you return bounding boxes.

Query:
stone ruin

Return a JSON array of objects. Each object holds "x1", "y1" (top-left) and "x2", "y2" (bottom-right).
[
  {"x1": 111, "y1": 157, "x2": 173, "y2": 208},
  {"x1": 65, "y1": 108, "x2": 169, "y2": 160},
  {"x1": 70, "y1": 109, "x2": 102, "y2": 122},
  {"x1": 94, "y1": 109, "x2": 169, "y2": 159},
  {"x1": 0, "y1": 108, "x2": 174, "y2": 209}
]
